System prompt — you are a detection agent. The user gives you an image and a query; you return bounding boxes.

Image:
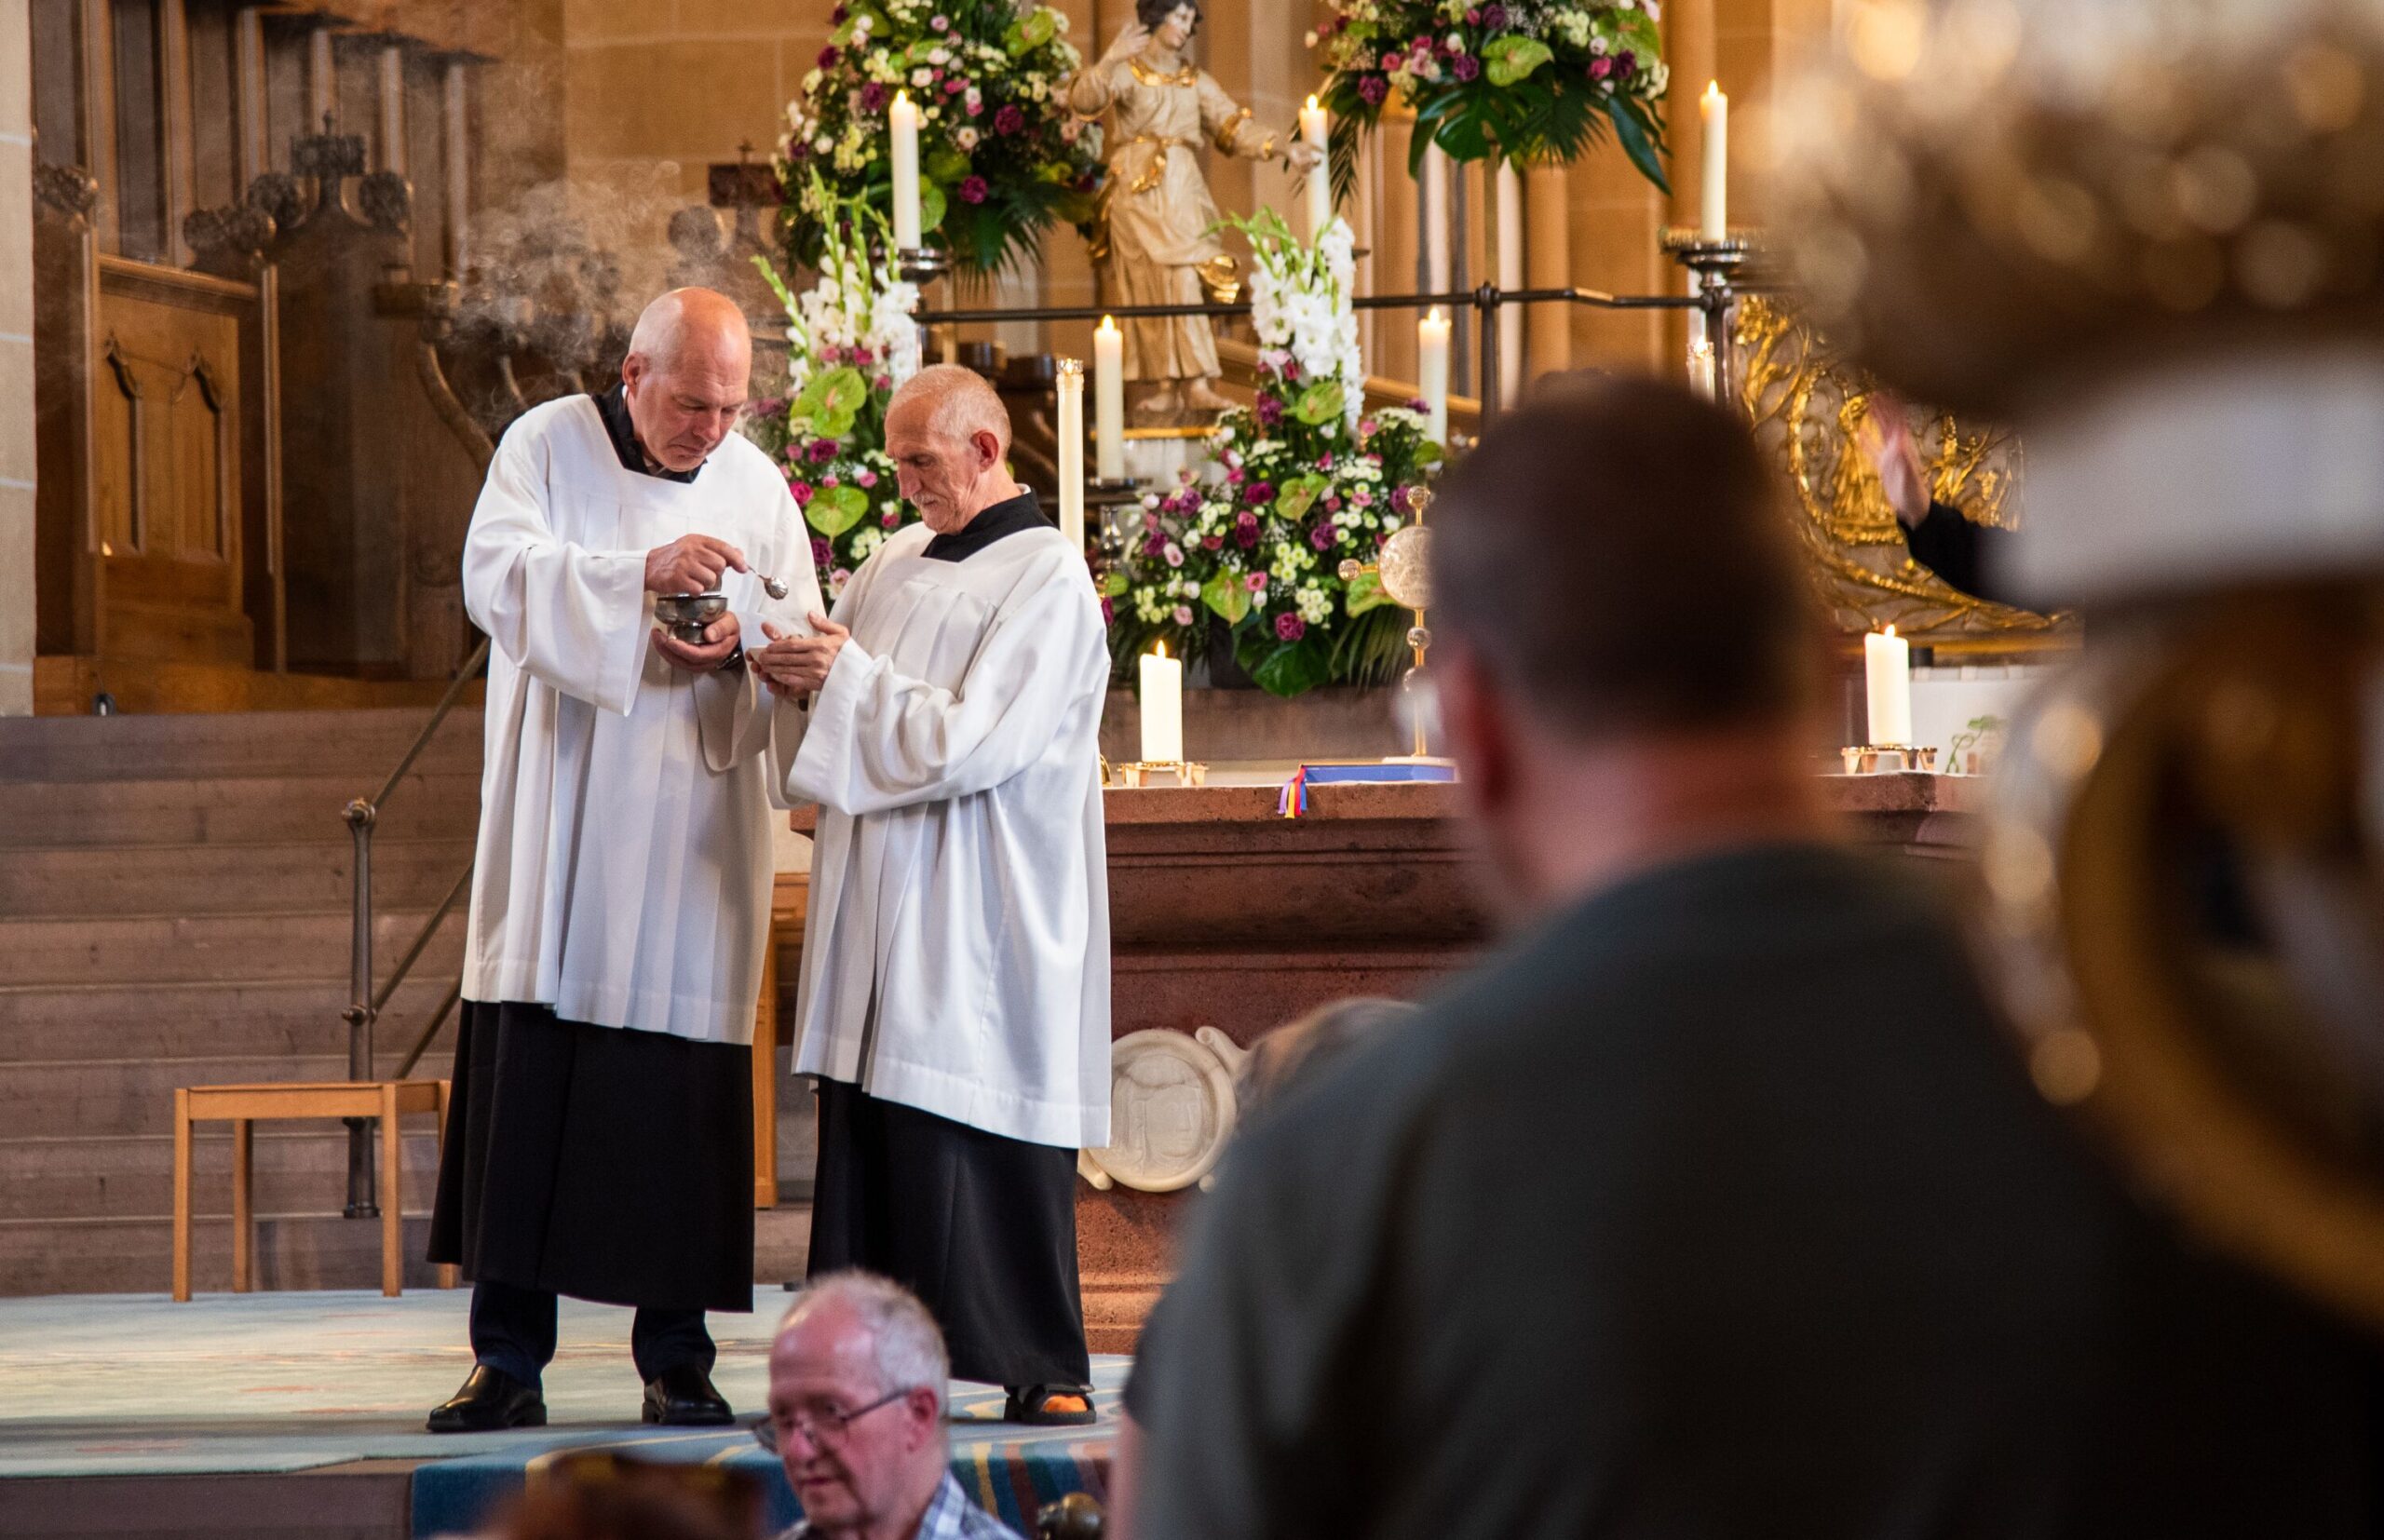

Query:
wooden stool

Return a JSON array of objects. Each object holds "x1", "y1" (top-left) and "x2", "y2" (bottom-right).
[{"x1": 171, "y1": 1080, "x2": 458, "y2": 1301}]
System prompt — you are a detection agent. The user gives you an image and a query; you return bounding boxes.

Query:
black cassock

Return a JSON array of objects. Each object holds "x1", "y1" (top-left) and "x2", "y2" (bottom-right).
[
  {"x1": 1903, "y1": 499, "x2": 2020, "y2": 608},
  {"x1": 428, "y1": 1001, "x2": 753, "y2": 1315},
  {"x1": 807, "y1": 1080, "x2": 1091, "y2": 1390}
]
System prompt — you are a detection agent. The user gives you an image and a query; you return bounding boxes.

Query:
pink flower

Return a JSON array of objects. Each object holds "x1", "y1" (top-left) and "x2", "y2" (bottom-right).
[
  {"x1": 856, "y1": 469, "x2": 878, "y2": 488},
  {"x1": 789, "y1": 480, "x2": 814, "y2": 506},
  {"x1": 874, "y1": 375, "x2": 893, "y2": 390},
  {"x1": 1275, "y1": 613, "x2": 1307, "y2": 642},
  {"x1": 1101, "y1": 596, "x2": 1116, "y2": 625},
  {"x1": 853, "y1": 346, "x2": 874, "y2": 366},
  {"x1": 958, "y1": 176, "x2": 989, "y2": 204},
  {"x1": 1163, "y1": 543, "x2": 1185, "y2": 568},
  {"x1": 995, "y1": 104, "x2": 1026, "y2": 136},
  {"x1": 1172, "y1": 606, "x2": 1195, "y2": 626},
  {"x1": 810, "y1": 537, "x2": 833, "y2": 565},
  {"x1": 821, "y1": 474, "x2": 840, "y2": 488},
  {"x1": 819, "y1": 46, "x2": 841, "y2": 69},
  {"x1": 882, "y1": 511, "x2": 900, "y2": 528},
  {"x1": 1350, "y1": 485, "x2": 1373, "y2": 507},
  {"x1": 1244, "y1": 571, "x2": 1267, "y2": 592},
  {"x1": 1309, "y1": 524, "x2": 1336, "y2": 551},
  {"x1": 929, "y1": 11, "x2": 948, "y2": 28}
]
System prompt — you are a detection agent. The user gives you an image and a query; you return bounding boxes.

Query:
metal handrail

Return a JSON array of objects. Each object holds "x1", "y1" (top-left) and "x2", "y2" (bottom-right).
[
  {"x1": 915, "y1": 282, "x2": 1728, "y2": 422},
  {"x1": 336, "y1": 636, "x2": 491, "y2": 1219}
]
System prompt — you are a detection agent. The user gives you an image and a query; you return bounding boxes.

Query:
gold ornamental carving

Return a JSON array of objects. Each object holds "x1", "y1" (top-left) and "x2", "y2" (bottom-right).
[{"x1": 1734, "y1": 292, "x2": 2076, "y2": 650}]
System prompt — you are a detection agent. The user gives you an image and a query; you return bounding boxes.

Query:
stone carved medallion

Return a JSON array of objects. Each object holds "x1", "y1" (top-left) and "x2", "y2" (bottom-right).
[{"x1": 1078, "y1": 1027, "x2": 1249, "y2": 1193}]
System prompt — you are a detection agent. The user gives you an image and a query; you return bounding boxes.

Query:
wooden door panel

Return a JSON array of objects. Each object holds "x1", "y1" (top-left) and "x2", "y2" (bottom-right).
[{"x1": 94, "y1": 259, "x2": 253, "y2": 666}]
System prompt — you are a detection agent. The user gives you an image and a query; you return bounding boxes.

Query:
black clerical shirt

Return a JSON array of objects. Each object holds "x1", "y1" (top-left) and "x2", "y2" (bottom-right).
[
  {"x1": 592, "y1": 383, "x2": 701, "y2": 484},
  {"x1": 921, "y1": 490, "x2": 1050, "y2": 561},
  {"x1": 1134, "y1": 842, "x2": 2383, "y2": 1540}
]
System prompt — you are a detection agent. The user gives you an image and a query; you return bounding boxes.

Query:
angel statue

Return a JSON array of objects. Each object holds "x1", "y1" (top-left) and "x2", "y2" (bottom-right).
[{"x1": 1067, "y1": 0, "x2": 1323, "y2": 418}]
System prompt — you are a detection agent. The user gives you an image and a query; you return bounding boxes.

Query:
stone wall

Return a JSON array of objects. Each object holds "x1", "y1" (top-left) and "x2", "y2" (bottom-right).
[{"x1": 1, "y1": 3, "x2": 34, "y2": 717}]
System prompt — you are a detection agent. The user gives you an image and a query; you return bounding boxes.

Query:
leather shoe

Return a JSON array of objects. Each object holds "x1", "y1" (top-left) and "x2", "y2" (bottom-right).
[
  {"x1": 643, "y1": 1363, "x2": 734, "y2": 1426},
  {"x1": 427, "y1": 1365, "x2": 548, "y2": 1433}
]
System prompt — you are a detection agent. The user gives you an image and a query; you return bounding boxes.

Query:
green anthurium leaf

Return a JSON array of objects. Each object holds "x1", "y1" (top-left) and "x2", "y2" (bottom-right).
[
  {"x1": 792, "y1": 365, "x2": 869, "y2": 440},
  {"x1": 927, "y1": 146, "x2": 972, "y2": 182},
  {"x1": 919, "y1": 180, "x2": 948, "y2": 234},
  {"x1": 1273, "y1": 474, "x2": 1329, "y2": 521},
  {"x1": 1611, "y1": 10, "x2": 1662, "y2": 57},
  {"x1": 1016, "y1": 8, "x2": 1057, "y2": 49},
  {"x1": 1201, "y1": 569, "x2": 1253, "y2": 626},
  {"x1": 804, "y1": 484, "x2": 870, "y2": 539},
  {"x1": 831, "y1": 16, "x2": 860, "y2": 46},
  {"x1": 1481, "y1": 35, "x2": 1553, "y2": 88},
  {"x1": 1293, "y1": 380, "x2": 1346, "y2": 426},
  {"x1": 1343, "y1": 566, "x2": 1393, "y2": 615},
  {"x1": 1099, "y1": 571, "x2": 1130, "y2": 599},
  {"x1": 1251, "y1": 635, "x2": 1334, "y2": 698}
]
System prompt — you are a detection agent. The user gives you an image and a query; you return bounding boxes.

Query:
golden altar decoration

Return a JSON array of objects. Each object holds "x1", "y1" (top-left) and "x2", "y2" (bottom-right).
[{"x1": 1733, "y1": 291, "x2": 2077, "y2": 651}]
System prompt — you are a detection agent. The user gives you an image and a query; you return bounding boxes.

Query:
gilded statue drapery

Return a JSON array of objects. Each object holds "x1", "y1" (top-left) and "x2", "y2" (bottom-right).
[{"x1": 1067, "y1": 47, "x2": 1290, "y2": 398}]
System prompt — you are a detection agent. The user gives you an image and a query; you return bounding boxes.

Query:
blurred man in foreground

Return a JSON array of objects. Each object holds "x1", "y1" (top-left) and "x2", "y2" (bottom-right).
[{"x1": 1132, "y1": 377, "x2": 2381, "y2": 1539}]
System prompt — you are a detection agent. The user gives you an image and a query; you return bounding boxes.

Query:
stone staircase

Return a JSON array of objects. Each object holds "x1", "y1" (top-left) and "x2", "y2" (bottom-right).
[{"x1": 0, "y1": 709, "x2": 483, "y2": 1295}]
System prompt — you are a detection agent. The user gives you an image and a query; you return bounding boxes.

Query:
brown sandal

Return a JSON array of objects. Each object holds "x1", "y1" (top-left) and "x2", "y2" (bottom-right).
[{"x1": 1004, "y1": 1384, "x2": 1097, "y2": 1425}]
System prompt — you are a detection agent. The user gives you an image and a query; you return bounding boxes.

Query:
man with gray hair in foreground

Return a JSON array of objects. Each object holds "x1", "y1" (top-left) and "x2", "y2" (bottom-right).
[
  {"x1": 752, "y1": 364, "x2": 1111, "y2": 1425},
  {"x1": 761, "y1": 1273, "x2": 1023, "y2": 1540}
]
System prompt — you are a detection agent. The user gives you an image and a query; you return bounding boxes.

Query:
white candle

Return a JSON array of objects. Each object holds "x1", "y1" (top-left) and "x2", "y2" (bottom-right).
[
  {"x1": 889, "y1": 91, "x2": 923, "y2": 250},
  {"x1": 1140, "y1": 642, "x2": 1185, "y2": 764},
  {"x1": 1417, "y1": 307, "x2": 1451, "y2": 444},
  {"x1": 1496, "y1": 159, "x2": 1524, "y2": 401},
  {"x1": 1056, "y1": 358, "x2": 1085, "y2": 550},
  {"x1": 1301, "y1": 96, "x2": 1332, "y2": 240},
  {"x1": 1864, "y1": 625, "x2": 1914, "y2": 748},
  {"x1": 1700, "y1": 82, "x2": 1729, "y2": 241},
  {"x1": 1688, "y1": 339, "x2": 1717, "y2": 400},
  {"x1": 1093, "y1": 317, "x2": 1125, "y2": 482},
  {"x1": 1422, "y1": 143, "x2": 1452, "y2": 293}
]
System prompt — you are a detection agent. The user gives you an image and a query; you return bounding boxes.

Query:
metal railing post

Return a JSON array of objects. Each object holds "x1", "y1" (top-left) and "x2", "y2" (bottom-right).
[
  {"x1": 1475, "y1": 284, "x2": 1502, "y2": 426},
  {"x1": 340, "y1": 796, "x2": 379, "y2": 1219}
]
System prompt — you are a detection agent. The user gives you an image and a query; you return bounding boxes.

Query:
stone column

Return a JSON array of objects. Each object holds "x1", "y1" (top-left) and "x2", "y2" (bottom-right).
[
  {"x1": 2, "y1": 1, "x2": 35, "y2": 714},
  {"x1": 1523, "y1": 162, "x2": 1570, "y2": 380}
]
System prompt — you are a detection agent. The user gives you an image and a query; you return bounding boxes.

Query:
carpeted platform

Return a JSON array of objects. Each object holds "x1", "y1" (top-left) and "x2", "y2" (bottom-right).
[{"x1": 0, "y1": 1291, "x2": 1119, "y2": 1537}]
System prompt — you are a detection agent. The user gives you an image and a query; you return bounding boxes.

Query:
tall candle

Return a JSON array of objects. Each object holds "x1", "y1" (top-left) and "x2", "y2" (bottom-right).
[
  {"x1": 1495, "y1": 159, "x2": 1524, "y2": 401},
  {"x1": 1422, "y1": 144, "x2": 1452, "y2": 293},
  {"x1": 1864, "y1": 625, "x2": 1914, "y2": 747},
  {"x1": 1417, "y1": 307, "x2": 1451, "y2": 444},
  {"x1": 1140, "y1": 642, "x2": 1185, "y2": 764},
  {"x1": 1056, "y1": 358, "x2": 1085, "y2": 549},
  {"x1": 1301, "y1": 96, "x2": 1333, "y2": 239},
  {"x1": 1093, "y1": 317, "x2": 1125, "y2": 482},
  {"x1": 1700, "y1": 82, "x2": 1729, "y2": 240},
  {"x1": 889, "y1": 91, "x2": 923, "y2": 250}
]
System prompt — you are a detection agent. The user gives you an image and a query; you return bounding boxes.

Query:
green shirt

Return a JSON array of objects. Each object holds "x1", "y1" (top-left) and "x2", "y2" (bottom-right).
[{"x1": 1135, "y1": 843, "x2": 2378, "y2": 1540}]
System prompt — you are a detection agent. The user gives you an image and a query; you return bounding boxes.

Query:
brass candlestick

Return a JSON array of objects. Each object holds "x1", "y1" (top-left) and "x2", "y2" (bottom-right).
[{"x1": 1340, "y1": 485, "x2": 1444, "y2": 762}]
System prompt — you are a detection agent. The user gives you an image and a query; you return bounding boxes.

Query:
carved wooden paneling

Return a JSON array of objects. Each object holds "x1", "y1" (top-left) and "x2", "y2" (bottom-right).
[{"x1": 92, "y1": 255, "x2": 261, "y2": 666}]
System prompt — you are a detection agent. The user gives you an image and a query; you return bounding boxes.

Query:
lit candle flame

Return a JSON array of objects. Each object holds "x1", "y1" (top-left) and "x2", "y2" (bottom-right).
[
  {"x1": 1884, "y1": 624, "x2": 1897, "y2": 639},
  {"x1": 1154, "y1": 641, "x2": 1169, "y2": 661}
]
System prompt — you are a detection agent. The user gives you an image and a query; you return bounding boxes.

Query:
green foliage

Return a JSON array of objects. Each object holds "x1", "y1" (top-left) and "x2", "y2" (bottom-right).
[
  {"x1": 779, "y1": 0, "x2": 1105, "y2": 277},
  {"x1": 1315, "y1": 0, "x2": 1671, "y2": 194}
]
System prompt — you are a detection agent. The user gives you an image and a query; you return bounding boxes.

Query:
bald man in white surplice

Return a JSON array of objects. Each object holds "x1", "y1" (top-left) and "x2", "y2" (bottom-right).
[
  {"x1": 752, "y1": 365, "x2": 1112, "y2": 1426},
  {"x1": 427, "y1": 289, "x2": 825, "y2": 1434}
]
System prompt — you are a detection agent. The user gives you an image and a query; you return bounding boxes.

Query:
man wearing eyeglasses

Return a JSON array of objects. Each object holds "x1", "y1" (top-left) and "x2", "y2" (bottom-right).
[{"x1": 762, "y1": 1272, "x2": 1023, "y2": 1540}]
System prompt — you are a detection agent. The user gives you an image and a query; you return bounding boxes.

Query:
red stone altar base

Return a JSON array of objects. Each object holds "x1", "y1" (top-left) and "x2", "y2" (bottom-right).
[{"x1": 789, "y1": 772, "x2": 1986, "y2": 1350}]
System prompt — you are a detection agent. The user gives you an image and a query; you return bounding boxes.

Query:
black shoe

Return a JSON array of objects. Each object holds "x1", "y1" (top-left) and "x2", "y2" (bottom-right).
[
  {"x1": 1004, "y1": 1384, "x2": 1098, "y2": 1426},
  {"x1": 642, "y1": 1363, "x2": 734, "y2": 1426},
  {"x1": 427, "y1": 1365, "x2": 548, "y2": 1433}
]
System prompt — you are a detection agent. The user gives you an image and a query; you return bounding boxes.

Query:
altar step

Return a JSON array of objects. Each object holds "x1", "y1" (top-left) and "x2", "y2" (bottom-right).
[{"x1": 0, "y1": 707, "x2": 485, "y2": 1297}]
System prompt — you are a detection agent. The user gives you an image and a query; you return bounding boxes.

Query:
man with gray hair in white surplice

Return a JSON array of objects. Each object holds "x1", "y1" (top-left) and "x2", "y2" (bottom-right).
[
  {"x1": 751, "y1": 364, "x2": 1111, "y2": 1427},
  {"x1": 427, "y1": 288, "x2": 826, "y2": 1434}
]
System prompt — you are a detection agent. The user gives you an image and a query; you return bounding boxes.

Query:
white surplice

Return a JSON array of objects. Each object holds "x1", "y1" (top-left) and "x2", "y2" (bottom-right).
[
  {"x1": 461, "y1": 395, "x2": 822, "y2": 1046},
  {"x1": 770, "y1": 521, "x2": 1113, "y2": 1148}
]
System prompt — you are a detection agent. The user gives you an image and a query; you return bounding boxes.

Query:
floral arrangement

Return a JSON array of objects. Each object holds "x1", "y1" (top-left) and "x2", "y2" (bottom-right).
[
  {"x1": 1310, "y1": 0, "x2": 1669, "y2": 193},
  {"x1": 744, "y1": 179, "x2": 923, "y2": 601},
  {"x1": 1104, "y1": 212, "x2": 1441, "y2": 698},
  {"x1": 779, "y1": 0, "x2": 1106, "y2": 275}
]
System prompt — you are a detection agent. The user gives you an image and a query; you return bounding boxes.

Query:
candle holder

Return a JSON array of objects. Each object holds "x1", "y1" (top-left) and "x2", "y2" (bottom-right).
[
  {"x1": 896, "y1": 246, "x2": 950, "y2": 284},
  {"x1": 1112, "y1": 760, "x2": 1209, "y2": 789},
  {"x1": 1838, "y1": 744, "x2": 1942, "y2": 775}
]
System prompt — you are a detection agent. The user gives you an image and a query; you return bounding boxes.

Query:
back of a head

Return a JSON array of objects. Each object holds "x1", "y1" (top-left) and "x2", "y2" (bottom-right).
[
  {"x1": 1237, "y1": 997, "x2": 1416, "y2": 1125},
  {"x1": 491, "y1": 1460, "x2": 758, "y2": 1540},
  {"x1": 1429, "y1": 375, "x2": 1817, "y2": 741}
]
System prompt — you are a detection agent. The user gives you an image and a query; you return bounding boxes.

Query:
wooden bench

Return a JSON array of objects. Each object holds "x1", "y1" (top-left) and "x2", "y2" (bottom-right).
[{"x1": 171, "y1": 1080, "x2": 458, "y2": 1301}]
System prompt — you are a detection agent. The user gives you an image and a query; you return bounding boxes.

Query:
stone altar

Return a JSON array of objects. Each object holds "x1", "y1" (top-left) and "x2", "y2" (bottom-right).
[{"x1": 781, "y1": 770, "x2": 1985, "y2": 1349}]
